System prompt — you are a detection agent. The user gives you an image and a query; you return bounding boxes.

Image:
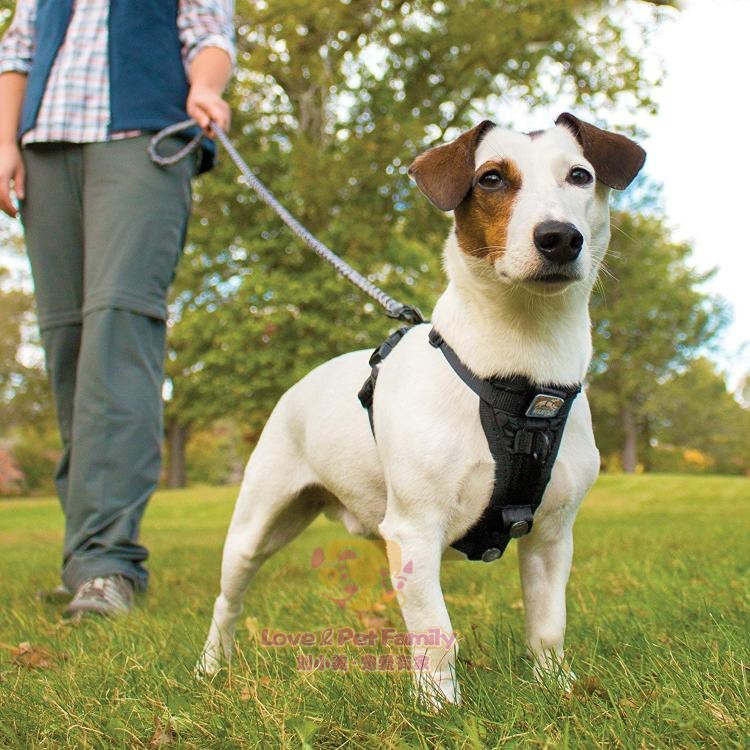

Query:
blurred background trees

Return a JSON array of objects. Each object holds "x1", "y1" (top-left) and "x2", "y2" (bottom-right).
[{"x1": 1, "y1": 0, "x2": 748, "y2": 494}]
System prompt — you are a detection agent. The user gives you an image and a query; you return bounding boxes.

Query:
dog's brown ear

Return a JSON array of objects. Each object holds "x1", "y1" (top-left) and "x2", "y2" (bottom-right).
[
  {"x1": 555, "y1": 112, "x2": 646, "y2": 190},
  {"x1": 408, "y1": 120, "x2": 495, "y2": 211}
]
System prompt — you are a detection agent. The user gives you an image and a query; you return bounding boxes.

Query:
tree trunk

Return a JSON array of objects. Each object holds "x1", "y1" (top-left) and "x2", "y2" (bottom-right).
[
  {"x1": 621, "y1": 407, "x2": 638, "y2": 474},
  {"x1": 166, "y1": 422, "x2": 188, "y2": 489}
]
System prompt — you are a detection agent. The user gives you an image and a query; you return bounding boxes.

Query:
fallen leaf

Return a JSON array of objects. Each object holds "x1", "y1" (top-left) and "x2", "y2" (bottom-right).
[
  {"x1": 7, "y1": 642, "x2": 56, "y2": 669},
  {"x1": 355, "y1": 611, "x2": 389, "y2": 629},
  {"x1": 149, "y1": 716, "x2": 175, "y2": 748},
  {"x1": 573, "y1": 676, "x2": 607, "y2": 698},
  {"x1": 705, "y1": 701, "x2": 736, "y2": 727},
  {"x1": 462, "y1": 657, "x2": 491, "y2": 671},
  {"x1": 617, "y1": 697, "x2": 639, "y2": 716}
]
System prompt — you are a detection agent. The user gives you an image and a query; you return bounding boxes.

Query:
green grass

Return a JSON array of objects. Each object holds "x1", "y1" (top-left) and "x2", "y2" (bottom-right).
[{"x1": 0, "y1": 475, "x2": 748, "y2": 749}]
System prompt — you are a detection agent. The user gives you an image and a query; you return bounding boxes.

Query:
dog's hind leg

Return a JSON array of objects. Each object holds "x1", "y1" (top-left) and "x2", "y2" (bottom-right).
[{"x1": 197, "y1": 436, "x2": 324, "y2": 676}]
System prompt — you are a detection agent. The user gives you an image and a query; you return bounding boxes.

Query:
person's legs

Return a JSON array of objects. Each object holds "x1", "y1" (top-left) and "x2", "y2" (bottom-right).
[
  {"x1": 20, "y1": 144, "x2": 85, "y2": 517},
  {"x1": 60, "y1": 135, "x2": 196, "y2": 594}
]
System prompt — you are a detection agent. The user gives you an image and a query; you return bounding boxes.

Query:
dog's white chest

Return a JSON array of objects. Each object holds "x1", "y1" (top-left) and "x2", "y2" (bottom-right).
[{"x1": 370, "y1": 325, "x2": 598, "y2": 548}]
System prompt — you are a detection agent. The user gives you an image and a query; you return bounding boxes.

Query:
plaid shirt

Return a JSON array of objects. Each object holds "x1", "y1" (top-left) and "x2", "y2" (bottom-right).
[{"x1": 0, "y1": 0, "x2": 235, "y2": 144}]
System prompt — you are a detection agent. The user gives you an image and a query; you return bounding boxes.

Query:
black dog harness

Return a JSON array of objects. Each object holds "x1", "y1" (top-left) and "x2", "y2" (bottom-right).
[{"x1": 358, "y1": 326, "x2": 581, "y2": 562}]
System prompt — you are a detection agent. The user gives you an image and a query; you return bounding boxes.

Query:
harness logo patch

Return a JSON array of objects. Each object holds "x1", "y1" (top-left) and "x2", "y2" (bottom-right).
[{"x1": 525, "y1": 393, "x2": 565, "y2": 418}]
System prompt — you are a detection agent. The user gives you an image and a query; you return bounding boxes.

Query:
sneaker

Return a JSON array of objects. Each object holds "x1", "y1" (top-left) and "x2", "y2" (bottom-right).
[{"x1": 63, "y1": 575, "x2": 134, "y2": 619}]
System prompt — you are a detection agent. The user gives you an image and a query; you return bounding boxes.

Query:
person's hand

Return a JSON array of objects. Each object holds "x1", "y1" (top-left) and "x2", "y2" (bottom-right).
[
  {"x1": 0, "y1": 142, "x2": 24, "y2": 218},
  {"x1": 186, "y1": 84, "x2": 231, "y2": 137}
]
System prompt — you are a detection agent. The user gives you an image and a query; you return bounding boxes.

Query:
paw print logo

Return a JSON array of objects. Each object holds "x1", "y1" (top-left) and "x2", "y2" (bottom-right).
[
  {"x1": 394, "y1": 560, "x2": 413, "y2": 590},
  {"x1": 310, "y1": 545, "x2": 360, "y2": 610},
  {"x1": 310, "y1": 540, "x2": 415, "y2": 611}
]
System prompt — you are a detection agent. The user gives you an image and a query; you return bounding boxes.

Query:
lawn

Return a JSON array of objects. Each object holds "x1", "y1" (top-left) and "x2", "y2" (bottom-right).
[{"x1": 0, "y1": 474, "x2": 748, "y2": 749}]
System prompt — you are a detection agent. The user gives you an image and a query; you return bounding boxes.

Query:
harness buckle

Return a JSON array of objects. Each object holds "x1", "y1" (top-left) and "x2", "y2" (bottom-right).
[
  {"x1": 509, "y1": 520, "x2": 530, "y2": 538},
  {"x1": 501, "y1": 506, "x2": 534, "y2": 540},
  {"x1": 357, "y1": 378, "x2": 375, "y2": 410},
  {"x1": 513, "y1": 428, "x2": 535, "y2": 454},
  {"x1": 387, "y1": 303, "x2": 425, "y2": 325},
  {"x1": 513, "y1": 427, "x2": 552, "y2": 462}
]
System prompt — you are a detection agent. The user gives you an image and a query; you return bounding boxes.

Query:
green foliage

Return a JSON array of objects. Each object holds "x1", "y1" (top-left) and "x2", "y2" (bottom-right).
[
  {"x1": 5, "y1": 424, "x2": 58, "y2": 494},
  {"x1": 0, "y1": 475, "x2": 748, "y2": 747},
  {"x1": 588, "y1": 210, "x2": 730, "y2": 469},
  {"x1": 0, "y1": 1, "x2": 13, "y2": 35},
  {"x1": 0, "y1": 262, "x2": 59, "y2": 494},
  {"x1": 0, "y1": 268, "x2": 31, "y2": 410},
  {"x1": 0, "y1": 266, "x2": 54, "y2": 433},
  {"x1": 167, "y1": 0, "x2": 669, "y2": 439},
  {"x1": 185, "y1": 421, "x2": 246, "y2": 485},
  {"x1": 648, "y1": 358, "x2": 750, "y2": 475}
]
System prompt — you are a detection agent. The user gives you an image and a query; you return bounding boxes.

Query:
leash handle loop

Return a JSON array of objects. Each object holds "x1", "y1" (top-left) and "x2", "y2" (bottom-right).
[
  {"x1": 148, "y1": 119, "x2": 424, "y2": 325},
  {"x1": 147, "y1": 119, "x2": 204, "y2": 166}
]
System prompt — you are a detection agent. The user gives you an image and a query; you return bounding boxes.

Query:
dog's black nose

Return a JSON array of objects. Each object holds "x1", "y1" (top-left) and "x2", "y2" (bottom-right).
[{"x1": 533, "y1": 221, "x2": 584, "y2": 264}]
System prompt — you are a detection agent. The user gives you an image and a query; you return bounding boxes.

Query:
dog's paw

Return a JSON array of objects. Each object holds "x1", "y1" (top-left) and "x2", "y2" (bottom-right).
[
  {"x1": 414, "y1": 670, "x2": 461, "y2": 711},
  {"x1": 556, "y1": 668, "x2": 576, "y2": 694},
  {"x1": 195, "y1": 644, "x2": 223, "y2": 680},
  {"x1": 533, "y1": 660, "x2": 576, "y2": 693}
]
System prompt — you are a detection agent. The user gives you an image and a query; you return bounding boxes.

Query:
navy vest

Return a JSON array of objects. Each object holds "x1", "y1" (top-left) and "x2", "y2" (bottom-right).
[{"x1": 20, "y1": 0, "x2": 215, "y2": 172}]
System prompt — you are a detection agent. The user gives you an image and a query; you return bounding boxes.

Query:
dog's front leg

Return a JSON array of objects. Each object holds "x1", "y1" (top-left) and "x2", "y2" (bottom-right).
[
  {"x1": 517, "y1": 527, "x2": 575, "y2": 691},
  {"x1": 379, "y1": 515, "x2": 459, "y2": 709}
]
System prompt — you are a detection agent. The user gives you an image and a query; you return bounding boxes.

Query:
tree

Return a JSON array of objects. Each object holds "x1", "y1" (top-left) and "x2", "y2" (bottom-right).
[
  {"x1": 0, "y1": 3, "x2": 12, "y2": 33},
  {"x1": 588, "y1": 211, "x2": 729, "y2": 473},
  {"x1": 0, "y1": 266, "x2": 51, "y2": 429},
  {"x1": 0, "y1": 261, "x2": 58, "y2": 495},
  {"x1": 646, "y1": 358, "x2": 750, "y2": 475},
  {"x1": 164, "y1": 0, "x2": 672, "y2": 483}
]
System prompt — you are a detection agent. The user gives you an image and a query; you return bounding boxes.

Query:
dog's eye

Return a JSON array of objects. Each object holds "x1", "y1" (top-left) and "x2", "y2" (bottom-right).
[
  {"x1": 567, "y1": 167, "x2": 593, "y2": 186},
  {"x1": 477, "y1": 171, "x2": 507, "y2": 190}
]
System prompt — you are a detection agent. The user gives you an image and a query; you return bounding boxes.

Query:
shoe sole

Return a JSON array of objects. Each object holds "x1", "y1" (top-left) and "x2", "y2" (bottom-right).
[{"x1": 63, "y1": 602, "x2": 131, "y2": 620}]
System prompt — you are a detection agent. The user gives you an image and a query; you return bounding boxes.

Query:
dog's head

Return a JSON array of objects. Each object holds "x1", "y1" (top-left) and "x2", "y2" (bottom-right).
[{"x1": 408, "y1": 113, "x2": 645, "y2": 295}]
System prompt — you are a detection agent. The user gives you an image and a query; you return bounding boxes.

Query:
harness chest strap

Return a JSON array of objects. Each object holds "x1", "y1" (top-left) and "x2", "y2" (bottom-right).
[{"x1": 358, "y1": 327, "x2": 581, "y2": 563}]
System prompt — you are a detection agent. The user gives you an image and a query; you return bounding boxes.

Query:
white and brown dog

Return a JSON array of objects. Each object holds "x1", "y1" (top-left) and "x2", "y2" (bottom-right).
[{"x1": 198, "y1": 113, "x2": 646, "y2": 706}]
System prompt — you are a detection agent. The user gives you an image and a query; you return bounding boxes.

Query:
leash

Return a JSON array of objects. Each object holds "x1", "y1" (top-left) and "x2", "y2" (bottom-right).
[{"x1": 148, "y1": 120, "x2": 424, "y2": 325}]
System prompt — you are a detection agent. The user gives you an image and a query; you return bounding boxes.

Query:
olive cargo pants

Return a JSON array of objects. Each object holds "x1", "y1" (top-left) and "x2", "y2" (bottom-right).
[{"x1": 20, "y1": 135, "x2": 197, "y2": 592}]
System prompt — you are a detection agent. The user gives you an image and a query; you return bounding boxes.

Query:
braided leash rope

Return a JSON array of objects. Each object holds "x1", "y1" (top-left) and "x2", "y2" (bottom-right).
[{"x1": 148, "y1": 120, "x2": 424, "y2": 325}]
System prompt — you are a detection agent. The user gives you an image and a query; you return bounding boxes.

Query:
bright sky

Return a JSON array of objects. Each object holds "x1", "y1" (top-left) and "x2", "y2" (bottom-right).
[
  {"x1": 2, "y1": 0, "x2": 748, "y2": 385},
  {"x1": 642, "y1": 0, "x2": 750, "y2": 385}
]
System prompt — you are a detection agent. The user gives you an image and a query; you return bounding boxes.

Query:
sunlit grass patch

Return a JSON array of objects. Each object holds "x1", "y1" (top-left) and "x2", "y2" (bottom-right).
[{"x1": 0, "y1": 475, "x2": 748, "y2": 748}]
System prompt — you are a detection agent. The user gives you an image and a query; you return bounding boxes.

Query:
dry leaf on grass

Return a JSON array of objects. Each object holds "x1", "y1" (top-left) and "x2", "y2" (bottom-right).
[
  {"x1": 355, "y1": 610, "x2": 390, "y2": 629},
  {"x1": 617, "y1": 697, "x2": 640, "y2": 717},
  {"x1": 573, "y1": 676, "x2": 607, "y2": 698},
  {"x1": 1, "y1": 641, "x2": 57, "y2": 669},
  {"x1": 704, "y1": 701, "x2": 736, "y2": 727},
  {"x1": 149, "y1": 716, "x2": 176, "y2": 748},
  {"x1": 462, "y1": 657, "x2": 491, "y2": 671}
]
